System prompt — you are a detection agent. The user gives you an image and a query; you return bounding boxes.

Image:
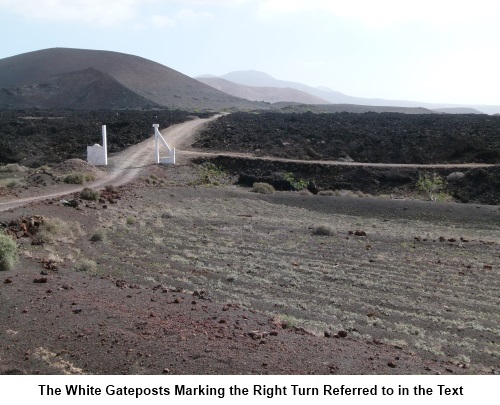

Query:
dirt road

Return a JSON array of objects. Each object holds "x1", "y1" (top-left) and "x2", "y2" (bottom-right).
[{"x1": 0, "y1": 115, "x2": 221, "y2": 212}]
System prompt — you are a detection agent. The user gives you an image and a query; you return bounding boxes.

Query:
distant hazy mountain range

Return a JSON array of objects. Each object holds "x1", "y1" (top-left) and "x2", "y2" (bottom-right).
[
  {"x1": 196, "y1": 70, "x2": 498, "y2": 114},
  {"x1": 0, "y1": 48, "x2": 497, "y2": 113}
]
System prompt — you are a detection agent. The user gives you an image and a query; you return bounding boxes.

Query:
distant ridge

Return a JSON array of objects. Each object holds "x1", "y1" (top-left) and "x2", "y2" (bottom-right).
[
  {"x1": 0, "y1": 48, "x2": 262, "y2": 110},
  {"x1": 196, "y1": 77, "x2": 329, "y2": 104},
  {"x1": 432, "y1": 107, "x2": 485, "y2": 114},
  {"x1": 201, "y1": 70, "x2": 500, "y2": 114}
]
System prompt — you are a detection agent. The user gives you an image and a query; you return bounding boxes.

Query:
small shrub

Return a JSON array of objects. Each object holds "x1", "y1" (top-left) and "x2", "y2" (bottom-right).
[
  {"x1": 105, "y1": 184, "x2": 116, "y2": 192},
  {"x1": 80, "y1": 187, "x2": 100, "y2": 201},
  {"x1": 251, "y1": 182, "x2": 275, "y2": 194},
  {"x1": 0, "y1": 234, "x2": 18, "y2": 271},
  {"x1": 6, "y1": 180, "x2": 20, "y2": 189},
  {"x1": 126, "y1": 216, "x2": 136, "y2": 225},
  {"x1": 277, "y1": 314, "x2": 299, "y2": 329},
  {"x1": 198, "y1": 162, "x2": 226, "y2": 185},
  {"x1": 90, "y1": 230, "x2": 105, "y2": 242},
  {"x1": 312, "y1": 224, "x2": 334, "y2": 236},
  {"x1": 64, "y1": 172, "x2": 85, "y2": 184},
  {"x1": 416, "y1": 173, "x2": 447, "y2": 202},
  {"x1": 0, "y1": 163, "x2": 28, "y2": 173},
  {"x1": 73, "y1": 259, "x2": 98, "y2": 273},
  {"x1": 32, "y1": 218, "x2": 81, "y2": 245},
  {"x1": 283, "y1": 172, "x2": 308, "y2": 191},
  {"x1": 84, "y1": 173, "x2": 95, "y2": 182},
  {"x1": 38, "y1": 165, "x2": 51, "y2": 173}
]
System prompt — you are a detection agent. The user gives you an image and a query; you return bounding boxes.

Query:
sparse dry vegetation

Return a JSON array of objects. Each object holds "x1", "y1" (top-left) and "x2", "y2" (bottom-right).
[
  {"x1": 73, "y1": 258, "x2": 98, "y2": 273},
  {"x1": 312, "y1": 224, "x2": 335, "y2": 236},
  {"x1": 32, "y1": 217, "x2": 82, "y2": 245},
  {"x1": 63, "y1": 172, "x2": 85, "y2": 184},
  {"x1": 0, "y1": 233, "x2": 18, "y2": 271},
  {"x1": 90, "y1": 229, "x2": 105, "y2": 242},
  {"x1": 80, "y1": 187, "x2": 100, "y2": 201},
  {"x1": 251, "y1": 182, "x2": 275, "y2": 194},
  {"x1": 1, "y1": 111, "x2": 499, "y2": 375}
]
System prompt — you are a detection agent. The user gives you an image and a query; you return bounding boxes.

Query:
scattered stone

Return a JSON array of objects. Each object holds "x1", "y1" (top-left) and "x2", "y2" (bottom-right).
[
  {"x1": 324, "y1": 331, "x2": 333, "y2": 338},
  {"x1": 354, "y1": 230, "x2": 367, "y2": 237},
  {"x1": 269, "y1": 331, "x2": 278, "y2": 336},
  {"x1": 328, "y1": 364, "x2": 338, "y2": 373},
  {"x1": 387, "y1": 362, "x2": 397, "y2": 368},
  {"x1": 447, "y1": 172, "x2": 465, "y2": 182},
  {"x1": 483, "y1": 264, "x2": 493, "y2": 270},
  {"x1": 41, "y1": 258, "x2": 58, "y2": 271},
  {"x1": 61, "y1": 199, "x2": 79, "y2": 208},
  {"x1": 115, "y1": 279, "x2": 127, "y2": 288},
  {"x1": 338, "y1": 330, "x2": 348, "y2": 338},
  {"x1": 73, "y1": 308, "x2": 82, "y2": 314},
  {"x1": 1, "y1": 215, "x2": 44, "y2": 239},
  {"x1": 33, "y1": 277, "x2": 48, "y2": 284},
  {"x1": 3, "y1": 278, "x2": 12, "y2": 284},
  {"x1": 249, "y1": 330, "x2": 268, "y2": 340}
]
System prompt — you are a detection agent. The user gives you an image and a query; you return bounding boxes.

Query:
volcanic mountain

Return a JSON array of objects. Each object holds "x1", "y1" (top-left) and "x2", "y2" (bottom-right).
[{"x1": 0, "y1": 48, "x2": 261, "y2": 110}]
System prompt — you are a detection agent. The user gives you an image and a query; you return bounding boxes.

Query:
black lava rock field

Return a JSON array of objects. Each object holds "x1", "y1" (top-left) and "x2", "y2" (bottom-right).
[
  {"x1": 193, "y1": 111, "x2": 500, "y2": 164},
  {"x1": 0, "y1": 109, "x2": 210, "y2": 167}
]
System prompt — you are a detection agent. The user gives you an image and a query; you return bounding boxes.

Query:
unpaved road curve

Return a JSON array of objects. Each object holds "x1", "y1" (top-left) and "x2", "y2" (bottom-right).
[
  {"x1": 0, "y1": 115, "x2": 221, "y2": 212},
  {"x1": 179, "y1": 149, "x2": 497, "y2": 169}
]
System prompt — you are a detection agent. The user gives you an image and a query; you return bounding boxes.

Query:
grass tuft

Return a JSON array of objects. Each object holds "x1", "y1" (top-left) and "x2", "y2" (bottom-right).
[
  {"x1": 0, "y1": 234, "x2": 18, "y2": 271},
  {"x1": 64, "y1": 172, "x2": 85, "y2": 184},
  {"x1": 80, "y1": 187, "x2": 100, "y2": 201},
  {"x1": 73, "y1": 258, "x2": 98, "y2": 273},
  {"x1": 312, "y1": 224, "x2": 334, "y2": 236},
  {"x1": 251, "y1": 182, "x2": 275, "y2": 194}
]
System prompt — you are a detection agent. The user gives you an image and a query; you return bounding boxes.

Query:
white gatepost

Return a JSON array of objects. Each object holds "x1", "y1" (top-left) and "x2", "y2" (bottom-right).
[
  {"x1": 153, "y1": 124, "x2": 175, "y2": 164},
  {"x1": 87, "y1": 125, "x2": 108, "y2": 166}
]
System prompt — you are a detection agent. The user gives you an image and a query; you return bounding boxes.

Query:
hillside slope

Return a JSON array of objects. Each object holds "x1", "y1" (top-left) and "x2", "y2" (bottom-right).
[
  {"x1": 0, "y1": 48, "x2": 261, "y2": 110},
  {"x1": 0, "y1": 68, "x2": 160, "y2": 110}
]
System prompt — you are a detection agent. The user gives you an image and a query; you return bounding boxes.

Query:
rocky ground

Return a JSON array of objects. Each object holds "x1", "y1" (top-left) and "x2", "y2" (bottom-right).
[
  {"x1": 0, "y1": 110, "x2": 499, "y2": 375},
  {"x1": 193, "y1": 111, "x2": 500, "y2": 164},
  {"x1": 0, "y1": 162, "x2": 499, "y2": 375}
]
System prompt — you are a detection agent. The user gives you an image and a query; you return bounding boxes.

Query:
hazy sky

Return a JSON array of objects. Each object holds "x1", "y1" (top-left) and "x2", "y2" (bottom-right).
[{"x1": 1, "y1": 0, "x2": 499, "y2": 105}]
